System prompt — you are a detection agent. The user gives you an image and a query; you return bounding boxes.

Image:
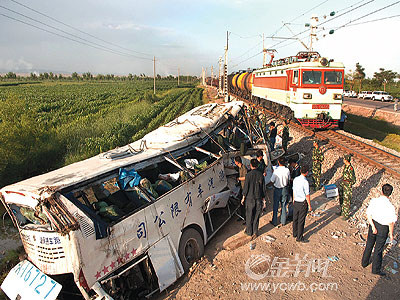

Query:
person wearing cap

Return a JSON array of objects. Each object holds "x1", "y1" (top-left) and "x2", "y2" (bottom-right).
[
  {"x1": 312, "y1": 140, "x2": 324, "y2": 190},
  {"x1": 338, "y1": 154, "x2": 356, "y2": 219},
  {"x1": 281, "y1": 119, "x2": 290, "y2": 153},
  {"x1": 361, "y1": 184, "x2": 397, "y2": 276}
]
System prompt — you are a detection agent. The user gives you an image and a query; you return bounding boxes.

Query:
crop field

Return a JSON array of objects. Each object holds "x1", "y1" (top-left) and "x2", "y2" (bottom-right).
[{"x1": 0, "y1": 80, "x2": 203, "y2": 188}]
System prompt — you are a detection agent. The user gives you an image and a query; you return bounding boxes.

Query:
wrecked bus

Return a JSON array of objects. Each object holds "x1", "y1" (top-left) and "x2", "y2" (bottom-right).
[{"x1": 0, "y1": 101, "x2": 269, "y2": 299}]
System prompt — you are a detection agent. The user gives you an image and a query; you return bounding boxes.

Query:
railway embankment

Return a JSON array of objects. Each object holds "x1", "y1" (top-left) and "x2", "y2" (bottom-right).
[{"x1": 342, "y1": 103, "x2": 400, "y2": 127}]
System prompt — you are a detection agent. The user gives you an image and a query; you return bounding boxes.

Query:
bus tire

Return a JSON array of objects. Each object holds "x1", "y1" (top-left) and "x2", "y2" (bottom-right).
[{"x1": 178, "y1": 228, "x2": 204, "y2": 272}]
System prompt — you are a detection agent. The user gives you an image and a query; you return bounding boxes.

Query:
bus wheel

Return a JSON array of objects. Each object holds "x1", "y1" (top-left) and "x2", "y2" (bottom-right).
[{"x1": 178, "y1": 228, "x2": 204, "y2": 272}]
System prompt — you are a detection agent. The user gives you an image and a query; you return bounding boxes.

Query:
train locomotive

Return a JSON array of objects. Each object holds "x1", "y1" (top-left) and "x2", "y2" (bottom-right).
[{"x1": 227, "y1": 51, "x2": 344, "y2": 129}]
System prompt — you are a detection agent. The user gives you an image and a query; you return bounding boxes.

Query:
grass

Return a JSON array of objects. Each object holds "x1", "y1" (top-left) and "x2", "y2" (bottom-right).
[
  {"x1": 0, "y1": 246, "x2": 25, "y2": 299},
  {"x1": 344, "y1": 113, "x2": 400, "y2": 152}
]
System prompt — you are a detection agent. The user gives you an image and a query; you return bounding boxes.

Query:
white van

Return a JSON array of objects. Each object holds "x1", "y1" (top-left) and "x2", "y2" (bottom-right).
[{"x1": 371, "y1": 91, "x2": 393, "y2": 102}]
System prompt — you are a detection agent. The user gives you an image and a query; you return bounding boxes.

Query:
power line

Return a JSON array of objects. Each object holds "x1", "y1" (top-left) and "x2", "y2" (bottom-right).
[
  {"x1": 334, "y1": 1, "x2": 400, "y2": 31},
  {"x1": 0, "y1": 12, "x2": 151, "y2": 60},
  {"x1": 342, "y1": 14, "x2": 400, "y2": 27},
  {"x1": 231, "y1": 51, "x2": 262, "y2": 69},
  {"x1": 0, "y1": 5, "x2": 152, "y2": 61},
  {"x1": 267, "y1": 0, "x2": 375, "y2": 52},
  {"x1": 7, "y1": 0, "x2": 153, "y2": 57}
]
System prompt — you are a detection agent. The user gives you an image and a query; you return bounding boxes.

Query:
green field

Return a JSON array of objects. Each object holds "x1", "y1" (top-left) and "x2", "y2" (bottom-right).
[{"x1": 0, "y1": 80, "x2": 203, "y2": 188}]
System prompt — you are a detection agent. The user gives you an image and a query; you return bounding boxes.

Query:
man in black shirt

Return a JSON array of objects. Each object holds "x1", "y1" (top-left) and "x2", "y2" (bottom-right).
[
  {"x1": 256, "y1": 149, "x2": 266, "y2": 176},
  {"x1": 269, "y1": 122, "x2": 277, "y2": 151},
  {"x1": 242, "y1": 159, "x2": 266, "y2": 238},
  {"x1": 287, "y1": 158, "x2": 301, "y2": 220}
]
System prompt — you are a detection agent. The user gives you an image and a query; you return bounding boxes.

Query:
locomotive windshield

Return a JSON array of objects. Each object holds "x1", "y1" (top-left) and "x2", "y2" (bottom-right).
[
  {"x1": 302, "y1": 71, "x2": 321, "y2": 84},
  {"x1": 324, "y1": 71, "x2": 343, "y2": 85}
]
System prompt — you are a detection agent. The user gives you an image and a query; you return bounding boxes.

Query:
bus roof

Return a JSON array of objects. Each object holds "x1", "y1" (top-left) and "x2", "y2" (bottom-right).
[{"x1": 1, "y1": 101, "x2": 243, "y2": 197}]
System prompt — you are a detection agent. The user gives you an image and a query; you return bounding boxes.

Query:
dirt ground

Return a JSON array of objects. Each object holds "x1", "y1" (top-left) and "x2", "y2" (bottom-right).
[{"x1": 157, "y1": 188, "x2": 400, "y2": 300}]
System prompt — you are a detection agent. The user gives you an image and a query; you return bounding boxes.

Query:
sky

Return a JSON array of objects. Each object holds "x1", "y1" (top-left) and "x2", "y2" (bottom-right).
[{"x1": 0, "y1": 0, "x2": 399, "y2": 77}]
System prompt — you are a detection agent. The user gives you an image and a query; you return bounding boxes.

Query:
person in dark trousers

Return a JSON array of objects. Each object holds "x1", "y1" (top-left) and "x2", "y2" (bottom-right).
[
  {"x1": 269, "y1": 157, "x2": 290, "y2": 226},
  {"x1": 234, "y1": 156, "x2": 247, "y2": 222},
  {"x1": 269, "y1": 122, "x2": 277, "y2": 151},
  {"x1": 292, "y1": 166, "x2": 312, "y2": 243},
  {"x1": 256, "y1": 149, "x2": 266, "y2": 176},
  {"x1": 242, "y1": 159, "x2": 266, "y2": 239},
  {"x1": 287, "y1": 158, "x2": 301, "y2": 220},
  {"x1": 361, "y1": 184, "x2": 397, "y2": 276}
]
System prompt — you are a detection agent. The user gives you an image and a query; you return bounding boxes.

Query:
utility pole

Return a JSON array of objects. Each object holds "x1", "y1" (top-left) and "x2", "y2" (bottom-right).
[
  {"x1": 202, "y1": 67, "x2": 205, "y2": 86},
  {"x1": 153, "y1": 56, "x2": 156, "y2": 94},
  {"x1": 262, "y1": 33, "x2": 266, "y2": 67},
  {"x1": 218, "y1": 56, "x2": 222, "y2": 96},
  {"x1": 223, "y1": 31, "x2": 229, "y2": 102},
  {"x1": 178, "y1": 67, "x2": 180, "y2": 86},
  {"x1": 309, "y1": 15, "x2": 318, "y2": 52},
  {"x1": 211, "y1": 66, "x2": 214, "y2": 87}
]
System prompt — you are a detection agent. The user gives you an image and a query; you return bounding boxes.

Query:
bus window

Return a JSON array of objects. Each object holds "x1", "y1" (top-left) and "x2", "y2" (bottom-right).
[
  {"x1": 324, "y1": 71, "x2": 343, "y2": 85},
  {"x1": 302, "y1": 71, "x2": 321, "y2": 84},
  {"x1": 292, "y1": 70, "x2": 299, "y2": 84}
]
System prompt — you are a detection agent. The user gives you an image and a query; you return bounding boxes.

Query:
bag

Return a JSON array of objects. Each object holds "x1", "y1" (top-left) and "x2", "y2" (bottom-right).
[{"x1": 118, "y1": 168, "x2": 141, "y2": 190}]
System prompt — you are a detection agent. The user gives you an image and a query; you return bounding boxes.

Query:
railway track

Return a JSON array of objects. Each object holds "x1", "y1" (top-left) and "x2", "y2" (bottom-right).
[{"x1": 234, "y1": 95, "x2": 400, "y2": 180}]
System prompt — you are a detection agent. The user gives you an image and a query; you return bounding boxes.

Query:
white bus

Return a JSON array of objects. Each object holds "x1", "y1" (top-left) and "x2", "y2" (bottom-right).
[{"x1": 0, "y1": 101, "x2": 271, "y2": 300}]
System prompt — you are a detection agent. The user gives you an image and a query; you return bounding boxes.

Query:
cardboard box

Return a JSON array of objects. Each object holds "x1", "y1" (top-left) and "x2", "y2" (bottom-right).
[{"x1": 324, "y1": 184, "x2": 338, "y2": 198}]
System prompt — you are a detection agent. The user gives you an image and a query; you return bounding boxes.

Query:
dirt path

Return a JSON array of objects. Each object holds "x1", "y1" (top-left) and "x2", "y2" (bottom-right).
[{"x1": 158, "y1": 190, "x2": 400, "y2": 300}]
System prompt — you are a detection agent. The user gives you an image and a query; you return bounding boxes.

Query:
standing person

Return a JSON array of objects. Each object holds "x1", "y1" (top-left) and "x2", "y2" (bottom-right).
[
  {"x1": 338, "y1": 154, "x2": 356, "y2": 220},
  {"x1": 269, "y1": 157, "x2": 290, "y2": 226},
  {"x1": 287, "y1": 158, "x2": 301, "y2": 220},
  {"x1": 234, "y1": 156, "x2": 247, "y2": 222},
  {"x1": 256, "y1": 149, "x2": 266, "y2": 176},
  {"x1": 281, "y1": 119, "x2": 290, "y2": 153},
  {"x1": 312, "y1": 140, "x2": 324, "y2": 190},
  {"x1": 292, "y1": 166, "x2": 312, "y2": 243},
  {"x1": 269, "y1": 122, "x2": 277, "y2": 151},
  {"x1": 361, "y1": 184, "x2": 397, "y2": 276},
  {"x1": 242, "y1": 159, "x2": 266, "y2": 238}
]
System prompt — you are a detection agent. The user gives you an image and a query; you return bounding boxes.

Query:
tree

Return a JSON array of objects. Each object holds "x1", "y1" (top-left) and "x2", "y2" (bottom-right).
[
  {"x1": 353, "y1": 63, "x2": 365, "y2": 92},
  {"x1": 344, "y1": 70, "x2": 357, "y2": 91},
  {"x1": 5, "y1": 72, "x2": 17, "y2": 79},
  {"x1": 373, "y1": 68, "x2": 397, "y2": 91},
  {"x1": 30, "y1": 72, "x2": 37, "y2": 80},
  {"x1": 71, "y1": 72, "x2": 79, "y2": 80}
]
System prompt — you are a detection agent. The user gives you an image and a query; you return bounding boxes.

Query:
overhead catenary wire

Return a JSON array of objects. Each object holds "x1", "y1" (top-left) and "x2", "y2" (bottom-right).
[
  {"x1": 0, "y1": 12, "x2": 152, "y2": 60},
  {"x1": 268, "y1": 0, "x2": 376, "y2": 51},
  {"x1": 333, "y1": 1, "x2": 400, "y2": 31},
  {"x1": 7, "y1": 0, "x2": 153, "y2": 57},
  {"x1": 341, "y1": 14, "x2": 400, "y2": 27},
  {"x1": 0, "y1": 5, "x2": 152, "y2": 61}
]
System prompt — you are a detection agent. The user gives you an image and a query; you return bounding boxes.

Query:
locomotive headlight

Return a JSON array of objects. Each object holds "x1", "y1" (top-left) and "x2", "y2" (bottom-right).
[
  {"x1": 303, "y1": 93, "x2": 312, "y2": 99},
  {"x1": 333, "y1": 93, "x2": 342, "y2": 100}
]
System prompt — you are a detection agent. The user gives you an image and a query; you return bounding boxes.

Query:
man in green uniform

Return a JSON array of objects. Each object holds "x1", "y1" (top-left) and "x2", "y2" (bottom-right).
[
  {"x1": 312, "y1": 140, "x2": 324, "y2": 190},
  {"x1": 281, "y1": 120, "x2": 290, "y2": 153},
  {"x1": 338, "y1": 154, "x2": 356, "y2": 220}
]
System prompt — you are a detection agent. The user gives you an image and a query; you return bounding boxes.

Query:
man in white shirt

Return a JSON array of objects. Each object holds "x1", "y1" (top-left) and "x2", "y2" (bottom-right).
[
  {"x1": 292, "y1": 166, "x2": 312, "y2": 243},
  {"x1": 269, "y1": 157, "x2": 290, "y2": 226},
  {"x1": 361, "y1": 184, "x2": 397, "y2": 276}
]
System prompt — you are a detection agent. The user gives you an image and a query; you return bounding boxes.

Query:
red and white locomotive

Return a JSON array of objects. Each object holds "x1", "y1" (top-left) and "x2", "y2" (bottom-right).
[{"x1": 228, "y1": 51, "x2": 344, "y2": 128}]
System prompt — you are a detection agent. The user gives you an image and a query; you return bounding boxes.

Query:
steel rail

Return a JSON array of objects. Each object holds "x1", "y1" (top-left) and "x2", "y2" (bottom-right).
[{"x1": 232, "y1": 94, "x2": 400, "y2": 180}]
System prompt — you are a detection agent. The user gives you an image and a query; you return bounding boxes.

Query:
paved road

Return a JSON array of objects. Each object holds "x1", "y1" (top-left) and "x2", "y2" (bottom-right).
[{"x1": 343, "y1": 97, "x2": 398, "y2": 113}]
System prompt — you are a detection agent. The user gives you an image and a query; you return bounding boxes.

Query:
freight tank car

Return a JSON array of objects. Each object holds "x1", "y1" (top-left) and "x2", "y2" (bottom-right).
[{"x1": 229, "y1": 51, "x2": 344, "y2": 129}]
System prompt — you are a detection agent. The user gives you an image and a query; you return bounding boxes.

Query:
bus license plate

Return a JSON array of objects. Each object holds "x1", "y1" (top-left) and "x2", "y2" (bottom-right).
[{"x1": 1, "y1": 260, "x2": 62, "y2": 300}]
